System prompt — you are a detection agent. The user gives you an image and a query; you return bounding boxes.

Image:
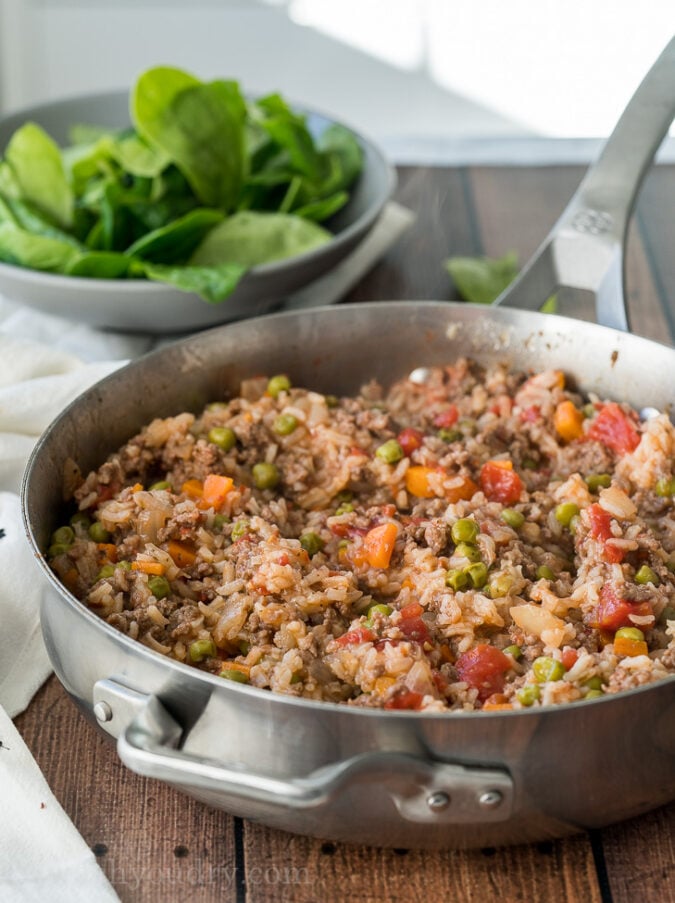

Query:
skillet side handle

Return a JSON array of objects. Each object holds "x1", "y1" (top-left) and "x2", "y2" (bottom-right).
[
  {"x1": 495, "y1": 37, "x2": 675, "y2": 332},
  {"x1": 117, "y1": 694, "x2": 513, "y2": 824}
]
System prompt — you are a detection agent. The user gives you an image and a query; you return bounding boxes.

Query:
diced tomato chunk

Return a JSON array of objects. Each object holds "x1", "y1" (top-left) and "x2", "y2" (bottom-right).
[
  {"x1": 398, "y1": 617, "x2": 430, "y2": 644},
  {"x1": 561, "y1": 648, "x2": 579, "y2": 671},
  {"x1": 455, "y1": 644, "x2": 512, "y2": 701},
  {"x1": 520, "y1": 405, "x2": 541, "y2": 423},
  {"x1": 400, "y1": 601, "x2": 424, "y2": 619},
  {"x1": 479, "y1": 460, "x2": 524, "y2": 505},
  {"x1": 591, "y1": 585, "x2": 654, "y2": 632},
  {"x1": 397, "y1": 427, "x2": 425, "y2": 456},
  {"x1": 335, "y1": 627, "x2": 375, "y2": 647},
  {"x1": 587, "y1": 503, "x2": 625, "y2": 563},
  {"x1": 384, "y1": 688, "x2": 424, "y2": 710},
  {"x1": 433, "y1": 405, "x2": 459, "y2": 428},
  {"x1": 587, "y1": 403, "x2": 640, "y2": 455}
]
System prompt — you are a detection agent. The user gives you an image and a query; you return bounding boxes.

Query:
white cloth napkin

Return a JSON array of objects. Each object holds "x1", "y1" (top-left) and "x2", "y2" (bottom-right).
[{"x1": 0, "y1": 200, "x2": 414, "y2": 902}]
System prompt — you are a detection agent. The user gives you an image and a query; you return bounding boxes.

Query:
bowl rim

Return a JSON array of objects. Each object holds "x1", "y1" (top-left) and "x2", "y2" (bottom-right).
[{"x1": 0, "y1": 87, "x2": 396, "y2": 292}]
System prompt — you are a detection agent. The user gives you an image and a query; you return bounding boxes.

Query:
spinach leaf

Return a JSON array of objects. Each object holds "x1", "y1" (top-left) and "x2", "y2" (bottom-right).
[
  {"x1": 110, "y1": 133, "x2": 172, "y2": 178},
  {"x1": 132, "y1": 67, "x2": 246, "y2": 210},
  {"x1": 445, "y1": 252, "x2": 519, "y2": 304},
  {"x1": 318, "y1": 124, "x2": 363, "y2": 191},
  {"x1": 0, "y1": 222, "x2": 79, "y2": 272},
  {"x1": 189, "y1": 211, "x2": 330, "y2": 268},
  {"x1": 125, "y1": 208, "x2": 223, "y2": 263},
  {"x1": 292, "y1": 191, "x2": 348, "y2": 222},
  {"x1": 252, "y1": 94, "x2": 323, "y2": 182},
  {"x1": 445, "y1": 251, "x2": 557, "y2": 311},
  {"x1": 65, "y1": 251, "x2": 133, "y2": 278},
  {"x1": 142, "y1": 260, "x2": 247, "y2": 303},
  {"x1": 0, "y1": 193, "x2": 82, "y2": 247},
  {"x1": 5, "y1": 123, "x2": 73, "y2": 229}
]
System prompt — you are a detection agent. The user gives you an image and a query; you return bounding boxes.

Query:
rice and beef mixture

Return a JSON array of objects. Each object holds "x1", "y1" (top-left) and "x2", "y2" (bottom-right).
[{"x1": 48, "y1": 359, "x2": 675, "y2": 712}]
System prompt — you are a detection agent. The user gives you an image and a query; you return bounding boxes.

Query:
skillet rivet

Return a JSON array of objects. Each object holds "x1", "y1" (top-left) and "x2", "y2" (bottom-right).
[
  {"x1": 93, "y1": 701, "x2": 113, "y2": 723},
  {"x1": 478, "y1": 790, "x2": 503, "y2": 810},
  {"x1": 427, "y1": 791, "x2": 450, "y2": 813}
]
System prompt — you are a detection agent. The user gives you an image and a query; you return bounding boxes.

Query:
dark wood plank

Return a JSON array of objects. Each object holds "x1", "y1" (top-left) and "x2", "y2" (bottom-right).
[
  {"x1": 346, "y1": 166, "x2": 479, "y2": 302},
  {"x1": 15, "y1": 676, "x2": 239, "y2": 903},
  {"x1": 601, "y1": 803, "x2": 675, "y2": 903},
  {"x1": 241, "y1": 822, "x2": 603, "y2": 903}
]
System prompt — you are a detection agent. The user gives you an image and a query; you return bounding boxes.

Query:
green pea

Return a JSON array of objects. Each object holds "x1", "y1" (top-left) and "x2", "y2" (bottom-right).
[
  {"x1": 117, "y1": 560, "x2": 132, "y2": 571},
  {"x1": 569, "y1": 514, "x2": 581, "y2": 535},
  {"x1": 583, "y1": 675, "x2": 604, "y2": 691},
  {"x1": 189, "y1": 638, "x2": 217, "y2": 662},
  {"x1": 51, "y1": 525, "x2": 75, "y2": 546},
  {"x1": 501, "y1": 508, "x2": 525, "y2": 529},
  {"x1": 213, "y1": 513, "x2": 230, "y2": 531},
  {"x1": 324, "y1": 395, "x2": 339, "y2": 408},
  {"x1": 149, "y1": 480, "x2": 171, "y2": 491},
  {"x1": 454, "y1": 542, "x2": 481, "y2": 562},
  {"x1": 220, "y1": 668, "x2": 249, "y2": 683},
  {"x1": 465, "y1": 562, "x2": 488, "y2": 589},
  {"x1": 446, "y1": 568, "x2": 468, "y2": 591},
  {"x1": 206, "y1": 401, "x2": 228, "y2": 412},
  {"x1": 532, "y1": 656, "x2": 566, "y2": 682},
  {"x1": 516, "y1": 684, "x2": 540, "y2": 706},
  {"x1": 655, "y1": 477, "x2": 675, "y2": 497},
  {"x1": 660, "y1": 605, "x2": 675, "y2": 624},
  {"x1": 48, "y1": 543, "x2": 72, "y2": 558},
  {"x1": 536, "y1": 565, "x2": 556, "y2": 581},
  {"x1": 148, "y1": 575, "x2": 171, "y2": 600},
  {"x1": 335, "y1": 502, "x2": 354, "y2": 515},
  {"x1": 252, "y1": 461, "x2": 280, "y2": 490},
  {"x1": 635, "y1": 564, "x2": 659, "y2": 586},
  {"x1": 585, "y1": 473, "x2": 611, "y2": 492},
  {"x1": 208, "y1": 426, "x2": 237, "y2": 451},
  {"x1": 300, "y1": 532, "x2": 325, "y2": 557},
  {"x1": 97, "y1": 564, "x2": 115, "y2": 581},
  {"x1": 88, "y1": 521, "x2": 111, "y2": 543},
  {"x1": 289, "y1": 673, "x2": 302, "y2": 684},
  {"x1": 584, "y1": 689, "x2": 604, "y2": 700},
  {"x1": 69, "y1": 511, "x2": 91, "y2": 529},
  {"x1": 438, "y1": 428, "x2": 462, "y2": 443},
  {"x1": 238, "y1": 640, "x2": 250, "y2": 655},
  {"x1": 554, "y1": 503, "x2": 580, "y2": 528},
  {"x1": 376, "y1": 439, "x2": 404, "y2": 464},
  {"x1": 273, "y1": 413, "x2": 299, "y2": 436},
  {"x1": 368, "y1": 603, "x2": 392, "y2": 618},
  {"x1": 488, "y1": 574, "x2": 514, "y2": 598},
  {"x1": 615, "y1": 626, "x2": 645, "y2": 642},
  {"x1": 582, "y1": 403, "x2": 596, "y2": 418},
  {"x1": 267, "y1": 374, "x2": 291, "y2": 398},
  {"x1": 504, "y1": 644, "x2": 522, "y2": 660},
  {"x1": 451, "y1": 518, "x2": 480, "y2": 545},
  {"x1": 231, "y1": 520, "x2": 249, "y2": 541}
]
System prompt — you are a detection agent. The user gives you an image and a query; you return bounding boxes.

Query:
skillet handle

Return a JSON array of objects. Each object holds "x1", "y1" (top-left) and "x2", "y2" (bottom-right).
[
  {"x1": 494, "y1": 36, "x2": 675, "y2": 331},
  {"x1": 114, "y1": 691, "x2": 513, "y2": 825}
]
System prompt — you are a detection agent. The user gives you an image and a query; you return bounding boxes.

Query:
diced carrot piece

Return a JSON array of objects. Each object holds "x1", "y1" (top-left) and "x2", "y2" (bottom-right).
[
  {"x1": 405, "y1": 465, "x2": 437, "y2": 499},
  {"x1": 97, "y1": 543, "x2": 118, "y2": 563},
  {"x1": 401, "y1": 577, "x2": 415, "y2": 590},
  {"x1": 374, "y1": 676, "x2": 397, "y2": 696},
  {"x1": 363, "y1": 522, "x2": 399, "y2": 569},
  {"x1": 553, "y1": 400, "x2": 585, "y2": 442},
  {"x1": 482, "y1": 702, "x2": 514, "y2": 711},
  {"x1": 131, "y1": 560, "x2": 165, "y2": 576},
  {"x1": 222, "y1": 661, "x2": 250, "y2": 677},
  {"x1": 201, "y1": 474, "x2": 234, "y2": 509},
  {"x1": 131, "y1": 482, "x2": 144, "y2": 493},
  {"x1": 439, "y1": 643, "x2": 454, "y2": 663},
  {"x1": 63, "y1": 568, "x2": 79, "y2": 592},
  {"x1": 168, "y1": 540, "x2": 197, "y2": 567},
  {"x1": 181, "y1": 479, "x2": 204, "y2": 500},
  {"x1": 446, "y1": 476, "x2": 478, "y2": 503},
  {"x1": 614, "y1": 636, "x2": 649, "y2": 657},
  {"x1": 552, "y1": 371, "x2": 565, "y2": 389}
]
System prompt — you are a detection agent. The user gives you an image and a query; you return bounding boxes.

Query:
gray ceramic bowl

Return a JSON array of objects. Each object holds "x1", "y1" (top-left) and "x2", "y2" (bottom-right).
[{"x1": 0, "y1": 90, "x2": 395, "y2": 333}]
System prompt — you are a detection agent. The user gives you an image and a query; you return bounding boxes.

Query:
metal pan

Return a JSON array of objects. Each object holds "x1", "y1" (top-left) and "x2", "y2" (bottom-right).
[{"x1": 21, "y1": 40, "x2": 675, "y2": 849}]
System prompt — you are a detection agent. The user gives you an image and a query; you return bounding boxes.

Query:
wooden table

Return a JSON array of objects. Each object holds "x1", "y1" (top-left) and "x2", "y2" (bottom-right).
[{"x1": 16, "y1": 162, "x2": 675, "y2": 903}]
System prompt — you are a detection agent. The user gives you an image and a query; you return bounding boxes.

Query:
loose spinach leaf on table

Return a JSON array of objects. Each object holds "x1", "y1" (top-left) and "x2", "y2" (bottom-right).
[
  {"x1": 445, "y1": 251, "x2": 557, "y2": 312},
  {"x1": 0, "y1": 64, "x2": 364, "y2": 302}
]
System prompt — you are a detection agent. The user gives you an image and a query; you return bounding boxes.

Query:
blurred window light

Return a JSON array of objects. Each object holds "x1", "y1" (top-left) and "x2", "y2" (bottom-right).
[{"x1": 289, "y1": 0, "x2": 425, "y2": 69}]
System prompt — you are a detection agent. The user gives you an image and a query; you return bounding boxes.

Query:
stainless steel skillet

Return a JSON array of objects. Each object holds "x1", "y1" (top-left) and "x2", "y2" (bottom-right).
[{"x1": 21, "y1": 40, "x2": 675, "y2": 849}]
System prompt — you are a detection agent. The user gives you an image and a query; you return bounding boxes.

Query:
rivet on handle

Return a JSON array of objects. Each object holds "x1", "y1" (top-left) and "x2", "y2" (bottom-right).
[{"x1": 426, "y1": 791, "x2": 451, "y2": 813}]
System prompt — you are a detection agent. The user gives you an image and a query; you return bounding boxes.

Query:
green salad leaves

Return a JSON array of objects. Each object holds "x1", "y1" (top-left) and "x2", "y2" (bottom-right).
[{"x1": 0, "y1": 66, "x2": 364, "y2": 302}]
